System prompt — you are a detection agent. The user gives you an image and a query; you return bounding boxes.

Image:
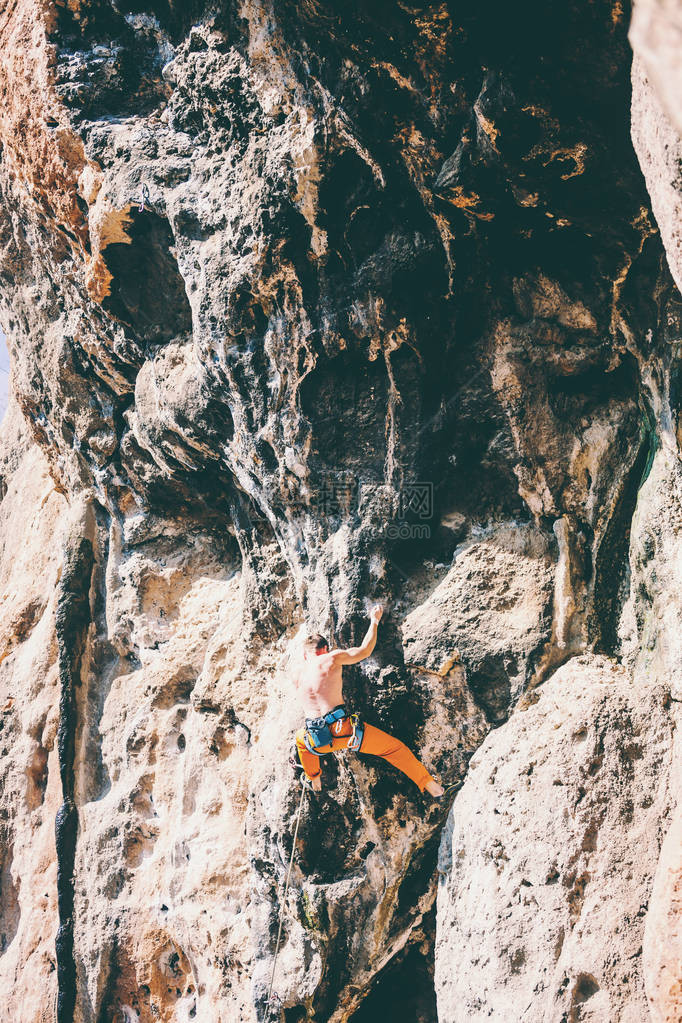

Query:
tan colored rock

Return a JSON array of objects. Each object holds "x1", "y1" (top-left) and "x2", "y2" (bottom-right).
[
  {"x1": 630, "y1": 0, "x2": 682, "y2": 138},
  {"x1": 0, "y1": 407, "x2": 69, "y2": 1023},
  {"x1": 435, "y1": 655, "x2": 678, "y2": 1023},
  {"x1": 630, "y1": 54, "x2": 682, "y2": 297},
  {"x1": 0, "y1": 0, "x2": 98, "y2": 254},
  {"x1": 628, "y1": 12, "x2": 682, "y2": 1020},
  {"x1": 617, "y1": 441, "x2": 682, "y2": 1022},
  {"x1": 401, "y1": 522, "x2": 555, "y2": 721},
  {"x1": 644, "y1": 805, "x2": 682, "y2": 1023},
  {"x1": 73, "y1": 521, "x2": 258, "y2": 1022}
]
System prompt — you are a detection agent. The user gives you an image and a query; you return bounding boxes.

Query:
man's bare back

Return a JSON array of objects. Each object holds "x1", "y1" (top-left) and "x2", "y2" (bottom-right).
[{"x1": 297, "y1": 651, "x2": 345, "y2": 717}]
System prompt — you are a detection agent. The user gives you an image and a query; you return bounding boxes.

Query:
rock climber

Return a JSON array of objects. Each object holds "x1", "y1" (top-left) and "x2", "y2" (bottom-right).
[{"x1": 294, "y1": 605, "x2": 444, "y2": 797}]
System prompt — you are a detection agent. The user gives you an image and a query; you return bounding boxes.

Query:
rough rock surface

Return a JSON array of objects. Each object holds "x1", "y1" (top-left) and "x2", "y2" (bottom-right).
[
  {"x1": 628, "y1": 7, "x2": 682, "y2": 1019},
  {"x1": 644, "y1": 807, "x2": 682, "y2": 1023},
  {"x1": 0, "y1": 402, "x2": 71, "y2": 1020},
  {"x1": 0, "y1": 1, "x2": 681, "y2": 1021},
  {"x1": 401, "y1": 522, "x2": 555, "y2": 722},
  {"x1": 436, "y1": 655, "x2": 678, "y2": 1023}
]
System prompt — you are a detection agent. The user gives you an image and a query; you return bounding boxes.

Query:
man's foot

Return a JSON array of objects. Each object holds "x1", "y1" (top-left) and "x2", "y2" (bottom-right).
[
  {"x1": 424, "y1": 779, "x2": 444, "y2": 798},
  {"x1": 311, "y1": 775, "x2": 322, "y2": 792}
]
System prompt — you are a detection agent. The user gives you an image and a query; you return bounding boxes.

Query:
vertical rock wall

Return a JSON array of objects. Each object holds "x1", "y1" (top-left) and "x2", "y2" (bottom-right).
[{"x1": 0, "y1": 1, "x2": 680, "y2": 1021}]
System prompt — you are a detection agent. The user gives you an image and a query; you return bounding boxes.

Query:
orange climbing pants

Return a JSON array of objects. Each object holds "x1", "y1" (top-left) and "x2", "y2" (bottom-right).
[{"x1": 295, "y1": 713, "x2": 434, "y2": 791}]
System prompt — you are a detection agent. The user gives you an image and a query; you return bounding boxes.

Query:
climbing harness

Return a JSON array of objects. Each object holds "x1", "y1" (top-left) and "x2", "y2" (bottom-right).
[
  {"x1": 264, "y1": 777, "x2": 309, "y2": 1020},
  {"x1": 302, "y1": 706, "x2": 365, "y2": 756},
  {"x1": 302, "y1": 704, "x2": 347, "y2": 755},
  {"x1": 301, "y1": 705, "x2": 365, "y2": 756}
]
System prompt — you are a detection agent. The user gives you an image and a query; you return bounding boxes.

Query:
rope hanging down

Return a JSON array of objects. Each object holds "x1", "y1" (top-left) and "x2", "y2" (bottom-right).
[
  {"x1": 264, "y1": 778, "x2": 308, "y2": 1020},
  {"x1": 128, "y1": 182, "x2": 151, "y2": 212}
]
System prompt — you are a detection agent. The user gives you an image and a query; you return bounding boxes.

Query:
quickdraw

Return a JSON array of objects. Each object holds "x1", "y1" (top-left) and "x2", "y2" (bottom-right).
[
  {"x1": 129, "y1": 182, "x2": 151, "y2": 212},
  {"x1": 347, "y1": 712, "x2": 364, "y2": 752}
]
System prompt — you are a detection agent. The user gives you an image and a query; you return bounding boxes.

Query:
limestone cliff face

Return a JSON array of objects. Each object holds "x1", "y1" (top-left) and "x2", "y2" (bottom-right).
[{"x1": 0, "y1": 2, "x2": 681, "y2": 1021}]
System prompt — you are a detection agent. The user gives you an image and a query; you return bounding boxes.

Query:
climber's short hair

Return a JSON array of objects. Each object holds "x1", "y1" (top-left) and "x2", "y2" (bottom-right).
[{"x1": 303, "y1": 633, "x2": 329, "y2": 653}]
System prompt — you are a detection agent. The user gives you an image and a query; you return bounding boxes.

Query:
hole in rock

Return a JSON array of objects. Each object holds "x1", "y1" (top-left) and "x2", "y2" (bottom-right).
[
  {"x1": 547, "y1": 355, "x2": 637, "y2": 422},
  {"x1": 255, "y1": 438, "x2": 279, "y2": 475},
  {"x1": 300, "y1": 349, "x2": 389, "y2": 481},
  {"x1": 570, "y1": 972, "x2": 600, "y2": 1015},
  {"x1": 26, "y1": 743, "x2": 49, "y2": 809},
  {"x1": 467, "y1": 652, "x2": 513, "y2": 724},
  {"x1": 350, "y1": 910, "x2": 437, "y2": 1023},
  {"x1": 101, "y1": 211, "x2": 192, "y2": 343}
]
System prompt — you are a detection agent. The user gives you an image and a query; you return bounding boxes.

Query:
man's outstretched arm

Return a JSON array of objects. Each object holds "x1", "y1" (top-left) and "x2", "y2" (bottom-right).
[{"x1": 333, "y1": 605, "x2": 383, "y2": 665}]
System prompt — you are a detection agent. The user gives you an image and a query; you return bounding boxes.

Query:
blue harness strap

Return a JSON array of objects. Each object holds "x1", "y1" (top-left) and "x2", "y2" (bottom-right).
[
  {"x1": 324, "y1": 706, "x2": 347, "y2": 724},
  {"x1": 303, "y1": 732, "x2": 326, "y2": 756}
]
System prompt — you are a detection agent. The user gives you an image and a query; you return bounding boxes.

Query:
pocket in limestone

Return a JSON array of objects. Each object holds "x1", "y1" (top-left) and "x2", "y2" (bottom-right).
[{"x1": 100, "y1": 211, "x2": 192, "y2": 344}]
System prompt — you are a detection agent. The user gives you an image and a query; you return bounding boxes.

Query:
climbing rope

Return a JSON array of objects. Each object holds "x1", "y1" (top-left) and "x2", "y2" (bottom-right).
[
  {"x1": 128, "y1": 182, "x2": 151, "y2": 212},
  {"x1": 264, "y1": 777, "x2": 309, "y2": 1020},
  {"x1": 440, "y1": 780, "x2": 463, "y2": 800}
]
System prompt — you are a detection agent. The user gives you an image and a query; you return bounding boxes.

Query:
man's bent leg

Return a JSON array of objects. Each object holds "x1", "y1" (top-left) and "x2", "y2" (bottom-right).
[
  {"x1": 295, "y1": 728, "x2": 322, "y2": 780},
  {"x1": 357, "y1": 722, "x2": 434, "y2": 791}
]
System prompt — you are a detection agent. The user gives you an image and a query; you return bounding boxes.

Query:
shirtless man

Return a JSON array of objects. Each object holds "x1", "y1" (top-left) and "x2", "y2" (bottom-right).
[{"x1": 294, "y1": 604, "x2": 444, "y2": 797}]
